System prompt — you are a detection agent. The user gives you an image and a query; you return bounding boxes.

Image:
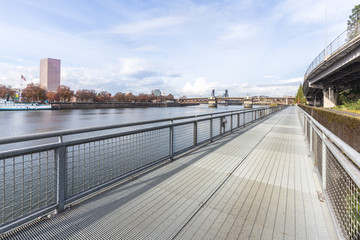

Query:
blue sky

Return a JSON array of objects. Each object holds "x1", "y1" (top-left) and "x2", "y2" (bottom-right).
[{"x1": 0, "y1": 0, "x2": 358, "y2": 97}]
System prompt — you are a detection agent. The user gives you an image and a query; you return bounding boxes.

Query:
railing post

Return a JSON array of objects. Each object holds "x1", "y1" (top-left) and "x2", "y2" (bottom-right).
[
  {"x1": 230, "y1": 114, "x2": 233, "y2": 132},
  {"x1": 56, "y1": 136, "x2": 66, "y2": 213},
  {"x1": 220, "y1": 117, "x2": 223, "y2": 136},
  {"x1": 193, "y1": 121, "x2": 198, "y2": 146},
  {"x1": 210, "y1": 115, "x2": 213, "y2": 142},
  {"x1": 309, "y1": 122, "x2": 313, "y2": 153},
  {"x1": 322, "y1": 133, "x2": 327, "y2": 190},
  {"x1": 170, "y1": 121, "x2": 174, "y2": 160}
]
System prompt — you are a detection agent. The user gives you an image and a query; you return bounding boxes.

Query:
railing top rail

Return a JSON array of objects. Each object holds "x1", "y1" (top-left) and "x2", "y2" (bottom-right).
[
  {"x1": 304, "y1": 23, "x2": 360, "y2": 79},
  {"x1": 299, "y1": 107, "x2": 360, "y2": 169},
  {"x1": 0, "y1": 107, "x2": 268, "y2": 145}
]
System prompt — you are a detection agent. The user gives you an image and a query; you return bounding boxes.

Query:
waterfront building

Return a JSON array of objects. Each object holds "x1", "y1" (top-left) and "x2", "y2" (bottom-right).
[
  {"x1": 40, "y1": 58, "x2": 61, "y2": 92},
  {"x1": 152, "y1": 89, "x2": 161, "y2": 96}
]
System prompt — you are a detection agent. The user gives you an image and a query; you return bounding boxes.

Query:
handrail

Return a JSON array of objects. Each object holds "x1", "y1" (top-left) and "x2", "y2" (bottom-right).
[
  {"x1": 0, "y1": 107, "x2": 264, "y2": 145},
  {"x1": 304, "y1": 22, "x2": 360, "y2": 79},
  {"x1": 299, "y1": 107, "x2": 360, "y2": 170},
  {"x1": 0, "y1": 105, "x2": 286, "y2": 234},
  {"x1": 297, "y1": 106, "x2": 360, "y2": 239}
]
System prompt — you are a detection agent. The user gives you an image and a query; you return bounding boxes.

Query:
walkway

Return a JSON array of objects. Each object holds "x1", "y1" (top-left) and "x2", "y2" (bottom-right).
[{"x1": 3, "y1": 107, "x2": 338, "y2": 239}]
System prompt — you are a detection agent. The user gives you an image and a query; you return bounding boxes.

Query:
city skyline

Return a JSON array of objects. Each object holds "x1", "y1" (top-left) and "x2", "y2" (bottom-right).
[{"x1": 0, "y1": 0, "x2": 358, "y2": 97}]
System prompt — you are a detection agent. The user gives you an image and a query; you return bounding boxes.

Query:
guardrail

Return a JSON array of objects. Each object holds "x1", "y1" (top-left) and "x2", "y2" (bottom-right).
[
  {"x1": 0, "y1": 105, "x2": 286, "y2": 234},
  {"x1": 304, "y1": 22, "x2": 360, "y2": 78},
  {"x1": 297, "y1": 106, "x2": 360, "y2": 239}
]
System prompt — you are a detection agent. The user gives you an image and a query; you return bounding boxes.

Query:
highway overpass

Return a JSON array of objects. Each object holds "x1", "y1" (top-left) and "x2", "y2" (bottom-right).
[{"x1": 303, "y1": 25, "x2": 360, "y2": 107}]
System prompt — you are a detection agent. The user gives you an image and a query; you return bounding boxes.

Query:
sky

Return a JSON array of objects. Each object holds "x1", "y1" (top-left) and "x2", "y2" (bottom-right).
[{"x1": 0, "y1": 0, "x2": 358, "y2": 98}]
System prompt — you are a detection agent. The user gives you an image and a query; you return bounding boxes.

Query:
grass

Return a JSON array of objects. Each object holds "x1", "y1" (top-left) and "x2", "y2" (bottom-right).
[{"x1": 333, "y1": 87, "x2": 360, "y2": 114}]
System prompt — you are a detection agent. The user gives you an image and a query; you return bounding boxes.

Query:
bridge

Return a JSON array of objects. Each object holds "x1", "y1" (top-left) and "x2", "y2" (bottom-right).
[
  {"x1": 1, "y1": 106, "x2": 359, "y2": 239},
  {"x1": 177, "y1": 96, "x2": 295, "y2": 105},
  {"x1": 303, "y1": 25, "x2": 360, "y2": 107}
]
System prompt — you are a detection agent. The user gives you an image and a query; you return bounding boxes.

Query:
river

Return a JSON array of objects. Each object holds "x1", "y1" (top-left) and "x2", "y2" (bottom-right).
[
  {"x1": 1, "y1": 104, "x2": 258, "y2": 226},
  {"x1": 0, "y1": 104, "x2": 247, "y2": 137}
]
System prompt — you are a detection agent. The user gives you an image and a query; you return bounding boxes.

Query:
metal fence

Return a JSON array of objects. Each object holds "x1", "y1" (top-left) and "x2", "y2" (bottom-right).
[
  {"x1": 297, "y1": 107, "x2": 360, "y2": 239},
  {"x1": 304, "y1": 22, "x2": 360, "y2": 78},
  {"x1": 0, "y1": 106, "x2": 286, "y2": 234}
]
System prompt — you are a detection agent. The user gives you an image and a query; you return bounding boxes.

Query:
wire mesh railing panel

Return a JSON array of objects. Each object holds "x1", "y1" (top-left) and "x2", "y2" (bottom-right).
[
  {"x1": 197, "y1": 120, "x2": 210, "y2": 144},
  {"x1": 245, "y1": 112, "x2": 252, "y2": 124},
  {"x1": 326, "y1": 148, "x2": 360, "y2": 239},
  {"x1": 239, "y1": 113, "x2": 245, "y2": 126},
  {"x1": 65, "y1": 128, "x2": 170, "y2": 198},
  {"x1": 0, "y1": 151, "x2": 56, "y2": 226},
  {"x1": 312, "y1": 128, "x2": 316, "y2": 158},
  {"x1": 224, "y1": 116, "x2": 231, "y2": 133},
  {"x1": 316, "y1": 134, "x2": 323, "y2": 177},
  {"x1": 232, "y1": 114, "x2": 238, "y2": 129},
  {"x1": 174, "y1": 123, "x2": 194, "y2": 154},
  {"x1": 212, "y1": 117, "x2": 221, "y2": 138}
]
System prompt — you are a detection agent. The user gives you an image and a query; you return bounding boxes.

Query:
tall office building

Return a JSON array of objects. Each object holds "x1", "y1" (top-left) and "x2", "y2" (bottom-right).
[{"x1": 40, "y1": 58, "x2": 60, "y2": 92}]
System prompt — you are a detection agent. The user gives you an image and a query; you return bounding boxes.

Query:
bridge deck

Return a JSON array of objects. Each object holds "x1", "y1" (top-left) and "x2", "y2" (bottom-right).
[{"x1": 3, "y1": 107, "x2": 338, "y2": 239}]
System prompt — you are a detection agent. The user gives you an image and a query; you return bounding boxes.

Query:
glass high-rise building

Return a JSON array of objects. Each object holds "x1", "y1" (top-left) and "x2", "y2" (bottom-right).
[{"x1": 40, "y1": 58, "x2": 60, "y2": 92}]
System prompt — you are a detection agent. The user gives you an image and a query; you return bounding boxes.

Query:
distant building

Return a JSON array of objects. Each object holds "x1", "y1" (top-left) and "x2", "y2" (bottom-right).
[
  {"x1": 40, "y1": 58, "x2": 60, "y2": 92},
  {"x1": 152, "y1": 89, "x2": 161, "y2": 96}
]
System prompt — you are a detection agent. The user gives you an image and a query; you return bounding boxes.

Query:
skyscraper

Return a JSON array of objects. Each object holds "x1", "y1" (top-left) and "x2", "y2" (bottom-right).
[{"x1": 40, "y1": 58, "x2": 60, "y2": 92}]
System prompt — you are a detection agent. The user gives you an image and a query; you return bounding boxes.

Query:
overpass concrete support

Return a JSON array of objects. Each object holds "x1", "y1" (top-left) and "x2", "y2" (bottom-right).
[{"x1": 323, "y1": 87, "x2": 338, "y2": 108}]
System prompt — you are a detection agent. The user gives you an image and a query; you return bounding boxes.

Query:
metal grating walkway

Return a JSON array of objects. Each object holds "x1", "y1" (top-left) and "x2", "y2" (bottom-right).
[{"x1": 2, "y1": 107, "x2": 338, "y2": 239}]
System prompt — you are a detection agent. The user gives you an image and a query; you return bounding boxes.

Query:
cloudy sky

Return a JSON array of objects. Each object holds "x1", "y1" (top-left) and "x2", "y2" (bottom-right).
[{"x1": 0, "y1": 0, "x2": 358, "y2": 97}]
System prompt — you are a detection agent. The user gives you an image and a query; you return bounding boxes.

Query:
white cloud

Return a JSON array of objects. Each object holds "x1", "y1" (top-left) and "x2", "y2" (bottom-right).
[
  {"x1": 182, "y1": 78, "x2": 218, "y2": 97},
  {"x1": 109, "y1": 16, "x2": 185, "y2": 36}
]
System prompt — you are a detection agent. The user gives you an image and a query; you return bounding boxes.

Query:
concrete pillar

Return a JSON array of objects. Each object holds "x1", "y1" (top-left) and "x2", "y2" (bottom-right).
[{"x1": 323, "y1": 87, "x2": 338, "y2": 108}]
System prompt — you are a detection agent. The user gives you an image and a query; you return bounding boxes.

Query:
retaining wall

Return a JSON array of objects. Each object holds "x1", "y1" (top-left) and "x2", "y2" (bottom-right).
[{"x1": 299, "y1": 105, "x2": 360, "y2": 152}]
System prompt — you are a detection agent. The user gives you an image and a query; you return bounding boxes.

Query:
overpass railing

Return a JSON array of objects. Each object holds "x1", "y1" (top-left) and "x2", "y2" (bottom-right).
[
  {"x1": 0, "y1": 106, "x2": 286, "y2": 234},
  {"x1": 305, "y1": 22, "x2": 360, "y2": 78},
  {"x1": 297, "y1": 106, "x2": 360, "y2": 239}
]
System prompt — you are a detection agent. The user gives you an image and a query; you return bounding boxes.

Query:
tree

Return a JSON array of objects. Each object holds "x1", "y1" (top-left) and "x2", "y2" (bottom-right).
[
  {"x1": 0, "y1": 85, "x2": 16, "y2": 99},
  {"x1": 166, "y1": 94, "x2": 174, "y2": 101},
  {"x1": 57, "y1": 85, "x2": 74, "y2": 102},
  {"x1": 95, "y1": 91, "x2": 112, "y2": 102},
  {"x1": 75, "y1": 89, "x2": 97, "y2": 102},
  {"x1": 114, "y1": 92, "x2": 126, "y2": 102},
  {"x1": 347, "y1": 4, "x2": 360, "y2": 40},
  {"x1": 137, "y1": 93, "x2": 149, "y2": 102},
  {"x1": 295, "y1": 84, "x2": 306, "y2": 104},
  {"x1": 125, "y1": 92, "x2": 136, "y2": 102},
  {"x1": 22, "y1": 83, "x2": 47, "y2": 102},
  {"x1": 46, "y1": 91, "x2": 59, "y2": 102}
]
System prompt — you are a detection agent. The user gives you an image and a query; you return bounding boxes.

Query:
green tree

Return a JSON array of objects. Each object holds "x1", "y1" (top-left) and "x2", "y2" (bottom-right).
[
  {"x1": 347, "y1": 4, "x2": 360, "y2": 40},
  {"x1": 295, "y1": 84, "x2": 306, "y2": 104}
]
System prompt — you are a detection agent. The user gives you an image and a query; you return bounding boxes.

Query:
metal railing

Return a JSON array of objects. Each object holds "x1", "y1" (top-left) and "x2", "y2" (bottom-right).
[
  {"x1": 304, "y1": 22, "x2": 360, "y2": 78},
  {"x1": 297, "y1": 107, "x2": 360, "y2": 239},
  {"x1": 0, "y1": 105, "x2": 286, "y2": 234}
]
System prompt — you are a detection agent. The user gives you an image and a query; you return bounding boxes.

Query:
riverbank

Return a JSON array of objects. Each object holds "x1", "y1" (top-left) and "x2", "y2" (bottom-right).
[{"x1": 56, "y1": 102, "x2": 199, "y2": 109}]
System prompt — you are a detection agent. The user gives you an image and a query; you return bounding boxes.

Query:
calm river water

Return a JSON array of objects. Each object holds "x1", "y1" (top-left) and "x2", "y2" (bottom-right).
[
  {"x1": 0, "y1": 104, "x2": 247, "y2": 137},
  {"x1": 1, "y1": 104, "x2": 262, "y2": 225}
]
